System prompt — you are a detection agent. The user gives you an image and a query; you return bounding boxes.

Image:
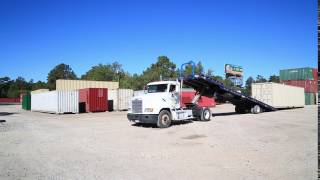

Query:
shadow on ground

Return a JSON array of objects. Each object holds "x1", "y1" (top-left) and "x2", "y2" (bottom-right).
[
  {"x1": 132, "y1": 120, "x2": 193, "y2": 128},
  {"x1": 212, "y1": 112, "x2": 238, "y2": 116},
  {"x1": 0, "y1": 112, "x2": 17, "y2": 116}
]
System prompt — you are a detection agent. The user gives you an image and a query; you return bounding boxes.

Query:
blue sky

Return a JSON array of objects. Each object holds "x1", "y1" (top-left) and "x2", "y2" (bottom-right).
[{"x1": 0, "y1": 0, "x2": 317, "y2": 82}]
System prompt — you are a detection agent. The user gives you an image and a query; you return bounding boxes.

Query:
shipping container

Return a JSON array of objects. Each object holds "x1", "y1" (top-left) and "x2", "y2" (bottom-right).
[
  {"x1": 180, "y1": 91, "x2": 216, "y2": 107},
  {"x1": 251, "y1": 82, "x2": 304, "y2": 108},
  {"x1": 312, "y1": 69, "x2": 318, "y2": 81},
  {"x1": 305, "y1": 93, "x2": 317, "y2": 105},
  {"x1": 0, "y1": 98, "x2": 20, "y2": 103},
  {"x1": 56, "y1": 79, "x2": 118, "y2": 90},
  {"x1": 31, "y1": 90, "x2": 79, "y2": 114},
  {"x1": 281, "y1": 80, "x2": 318, "y2": 93},
  {"x1": 22, "y1": 93, "x2": 31, "y2": 110},
  {"x1": 79, "y1": 88, "x2": 108, "y2": 112},
  {"x1": 31, "y1": 89, "x2": 49, "y2": 94},
  {"x1": 280, "y1": 67, "x2": 316, "y2": 81},
  {"x1": 108, "y1": 90, "x2": 118, "y2": 111},
  {"x1": 107, "y1": 89, "x2": 133, "y2": 110},
  {"x1": 118, "y1": 89, "x2": 133, "y2": 110}
]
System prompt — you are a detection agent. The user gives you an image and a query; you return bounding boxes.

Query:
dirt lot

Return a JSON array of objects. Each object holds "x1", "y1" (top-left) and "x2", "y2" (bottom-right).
[{"x1": 0, "y1": 104, "x2": 317, "y2": 180}]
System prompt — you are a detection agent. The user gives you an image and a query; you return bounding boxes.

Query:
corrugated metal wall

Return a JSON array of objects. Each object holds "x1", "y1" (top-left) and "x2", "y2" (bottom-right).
[
  {"x1": 22, "y1": 93, "x2": 31, "y2": 110},
  {"x1": 108, "y1": 89, "x2": 133, "y2": 111},
  {"x1": 118, "y1": 89, "x2": 133, "y2": 110},
  {"x1": 108, "y1": 90, "x2": 118, "y2": 111},
  {"x1": 252, "y1": 82, "x2": 305, "y2": 108},
  {"x1": 56, "y1": 79, "x2": 118, "y2": 90},
  {"x1": 281, "y1": 80, "x2": 318, "y2": 93},
  {"x1": 79, "y1": 88, "x2": 108, "y2": 112},
  {"x1": 280, "y1": 68, "x2": 316, "y2": 81},
  {"x1": 31, "y1": 90, "x2": 79, "y2": 114}
]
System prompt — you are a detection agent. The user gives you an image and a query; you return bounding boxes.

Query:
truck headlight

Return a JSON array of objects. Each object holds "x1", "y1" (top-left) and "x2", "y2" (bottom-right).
[{"x1": 144, "y1": 108, "x2": 154, "y2": 112}]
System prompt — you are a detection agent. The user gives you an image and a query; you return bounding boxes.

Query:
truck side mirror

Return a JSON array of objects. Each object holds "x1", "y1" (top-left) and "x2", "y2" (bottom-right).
[{"x1": 144, "y1": 86, "x2": 147, "y2": 93}]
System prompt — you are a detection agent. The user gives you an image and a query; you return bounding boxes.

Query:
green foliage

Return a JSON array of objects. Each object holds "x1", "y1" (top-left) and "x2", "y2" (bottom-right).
[
  {"x1": 223, "y1": 78, "x2": 234, "y2": 88},
  {"x1": 243, "y1": 76, "x2": 255, "y2": 96},
  {"x1": 32, "y1": 81, "x2": 48, "y2": 90},
  {"x1": 211, "y1": 75, "x2": 224, "y2": 82},
  {"x1": 139, "y1": 56, "x2": 177, "y2": 86},
  {"x1": 268, "y1": 75, "x2": 280, "y2": 83},
  {"x1": 0, "y1": 77, "x2": 12, "y2": 98},
  {"x1": 47, "y1": 63, "x2": 77, "y2": 90},
  {"x1": 184, "y1": 61, "x2": 204, "y2": 76},
  {"x1": 7, "y1": 83, "x2": 20, "y2": 98},
  {"x1": 82, "y1": 63, "x2": 117, "y2": 81},
  {"x1": 255, "y1": 75, "x2": 267, "y2": 83},
  {"x1": 0, "y1": 76, "x2": 38, "y2": 98},
  {"x1": 245, "y1": 76, "x2": 255, "y2": 88}
]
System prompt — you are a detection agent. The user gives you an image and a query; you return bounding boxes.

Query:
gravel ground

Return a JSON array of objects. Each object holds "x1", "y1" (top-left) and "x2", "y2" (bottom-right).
[{"x1": 0, "y1": 104, "x2": 317, "y2": 180}]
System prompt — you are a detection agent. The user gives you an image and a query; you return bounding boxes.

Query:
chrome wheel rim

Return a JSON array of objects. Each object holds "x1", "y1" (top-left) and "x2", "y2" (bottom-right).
[
  {"x1": 204, "y1": 110, "x2": 210, "y2": 119},
  {"x1": 161, "y1": 114, "x2": 170, "y2": 125}
]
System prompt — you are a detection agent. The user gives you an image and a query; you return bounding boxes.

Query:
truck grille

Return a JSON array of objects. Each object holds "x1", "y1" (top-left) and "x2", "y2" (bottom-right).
[{"x1": 132, "y1": 99, "x2": 142, "y2": 113}]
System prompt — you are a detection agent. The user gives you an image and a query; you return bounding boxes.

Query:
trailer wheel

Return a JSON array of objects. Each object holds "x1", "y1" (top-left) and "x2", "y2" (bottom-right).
[
  {"x1": 252, "y1": 105, "x2": 262, "y2": 114},
  {"x1": 157, "y1": 110, "x2": 172, "y2": 128},
  {"x1": 200, "y1": 108, "x2": 211, "y2": 121}
]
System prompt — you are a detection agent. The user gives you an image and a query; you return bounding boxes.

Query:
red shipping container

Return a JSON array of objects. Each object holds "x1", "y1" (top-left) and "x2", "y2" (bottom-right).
[
  {"x1": 312, "y1": 69, "x2": 318, "y2": 81},
  {"x1": 0, "y1": 98, "x2": 20, "y2": 103},
  {"x1": 79, "y1": 88, "x2": 108, "y2": 112},
  {"x1": 281, "y1": 80, "x2": 318, "y2": 93},
  {"x1": 180, "y1": 91, "x2": 216, "y2": 107}
]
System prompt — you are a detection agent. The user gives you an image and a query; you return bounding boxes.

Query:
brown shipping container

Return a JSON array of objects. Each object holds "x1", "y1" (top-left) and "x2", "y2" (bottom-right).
[
  {"x1": 281, "y1": 80, "x2": 318, "y2": 93},
  {"x1": 79, "y1": 88, "x2": 108, "y2": 112}
]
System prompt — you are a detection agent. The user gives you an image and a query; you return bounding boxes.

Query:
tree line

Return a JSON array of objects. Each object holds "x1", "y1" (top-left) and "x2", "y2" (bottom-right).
[{"x1": 0, "y1": 56, "x2": 279, "y2": 98}]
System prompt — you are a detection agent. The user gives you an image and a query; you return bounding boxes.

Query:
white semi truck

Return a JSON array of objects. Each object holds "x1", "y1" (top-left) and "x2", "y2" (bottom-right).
[
  {"x1": 127, "y1": 80, "x2": 212, "y2": 128},
  {"x1": 127, "y1": 61, "x2": 276, "y2": 128}
]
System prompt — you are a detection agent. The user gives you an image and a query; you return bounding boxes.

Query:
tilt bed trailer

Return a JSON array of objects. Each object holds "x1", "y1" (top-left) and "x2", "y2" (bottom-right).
[{"x1": 127, "y1": 61, "x2": 277, "y2": 128}]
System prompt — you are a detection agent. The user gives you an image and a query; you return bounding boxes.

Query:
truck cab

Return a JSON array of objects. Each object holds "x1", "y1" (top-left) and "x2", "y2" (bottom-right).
[{"x1": 127, "y1": 80, "x2": 212, "y2": 128}]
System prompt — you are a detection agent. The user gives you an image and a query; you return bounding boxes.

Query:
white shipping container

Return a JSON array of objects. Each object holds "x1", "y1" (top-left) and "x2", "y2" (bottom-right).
[
  {"x1": 31, "y1": 90, "x2": 79, "y2": 114},
  {"x1": 108, "y1": 89, "x2": 118, "y2": 111},
  {"x1": 108, "y1": 89, "x2": 133, "y2": 110},
  {"x1": 252, "y1": 82, "x2": 304, "y2": 108},
  {"x1": 118, "y1": 89, "x2": 133, "y2": 110}
]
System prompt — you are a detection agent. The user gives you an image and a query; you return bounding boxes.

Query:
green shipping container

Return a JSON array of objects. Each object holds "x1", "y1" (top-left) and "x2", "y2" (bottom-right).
[
  {"x1": 22, "y1": 93, "x2": 31, "y2": 110},
  {"x1": 280, "y1": 68, "x2": 315, "y2": 81},
  {"x1": 305, "y1": 93, "x2": 316, "y2": 105}
]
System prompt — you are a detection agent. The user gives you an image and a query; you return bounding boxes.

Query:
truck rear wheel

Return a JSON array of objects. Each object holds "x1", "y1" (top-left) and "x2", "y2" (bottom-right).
[
  {"x1": 157, "y1": 110, "x2": 172, "y2": 128},
  {"x1": 251, "y1": 105, "x2": 262, "y2": 114},
  {"x1": 200, "y1": 108, "x2": 211, "y2": 121}
]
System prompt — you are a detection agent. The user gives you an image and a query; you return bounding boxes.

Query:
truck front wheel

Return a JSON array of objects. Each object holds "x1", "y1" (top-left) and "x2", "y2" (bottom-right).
[{"x1": 157, "y1": 110, "x2": 172, "y2": 128}]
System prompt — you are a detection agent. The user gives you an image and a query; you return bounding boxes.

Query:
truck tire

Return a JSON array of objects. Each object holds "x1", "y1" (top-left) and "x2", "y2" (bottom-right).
[
  {"x1": 157, "y1": 110, "x2": 172, "y2": 128},
  {"x1": 200, "y1": 108, "x2": 211, "y2": 121},
  {"x1": 251, "y1": 105, "x2": 262, "y2": 114}
]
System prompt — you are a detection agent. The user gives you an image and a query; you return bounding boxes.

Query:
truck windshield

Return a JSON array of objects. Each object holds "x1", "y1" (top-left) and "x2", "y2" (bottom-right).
[{"x1": 147, "y1": 84, "x2": 168, "y2": 93}]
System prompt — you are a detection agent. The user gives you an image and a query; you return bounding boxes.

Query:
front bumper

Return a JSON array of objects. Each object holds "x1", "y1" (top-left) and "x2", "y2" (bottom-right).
[{"x1": 127, "y1": 113, "x2": 158, "y2": 124}]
